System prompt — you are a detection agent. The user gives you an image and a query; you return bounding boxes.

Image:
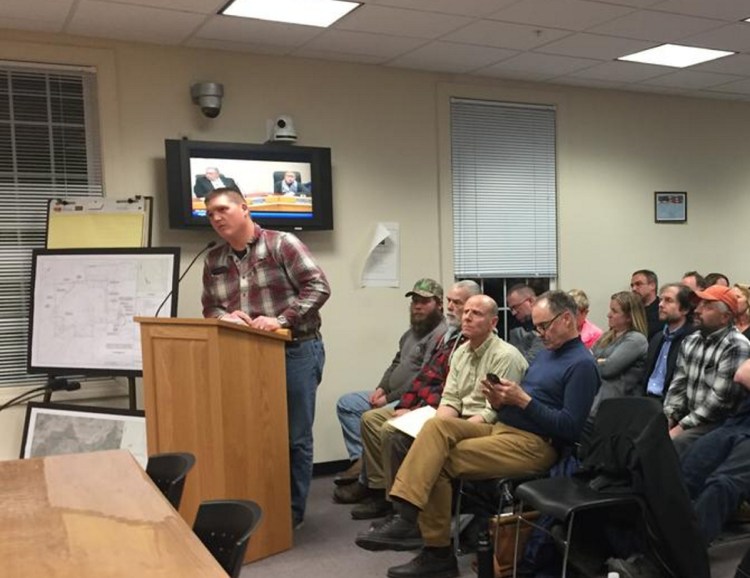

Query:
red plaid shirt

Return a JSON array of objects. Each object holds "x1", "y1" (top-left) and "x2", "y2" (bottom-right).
[
  {"x1": 396, "y1": 329, "x2": 465, "y2": 410},
  {"x1": 201, "y1": 224, "x2": 330, "y2": 336}
]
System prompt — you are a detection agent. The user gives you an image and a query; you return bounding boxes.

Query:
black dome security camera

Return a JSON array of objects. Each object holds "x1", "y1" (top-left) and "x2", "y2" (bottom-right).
[{"x1": 190, "y1": 82, "x2": 224, "y2": 119}]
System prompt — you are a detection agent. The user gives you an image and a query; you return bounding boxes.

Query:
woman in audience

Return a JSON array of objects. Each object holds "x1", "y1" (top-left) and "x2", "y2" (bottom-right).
[
  {"x1": 590, "y1": 291, "x2": 648, "y2": 415},
  {"x1": 568, "y1": 288, "x2": 603, "y2": 349},
  {"x1": 732, "y1": 283, "x2": 750, "y2": 339}
]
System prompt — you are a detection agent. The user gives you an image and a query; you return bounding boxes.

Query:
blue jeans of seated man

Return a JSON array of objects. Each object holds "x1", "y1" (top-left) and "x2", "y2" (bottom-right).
[
  {"x1": 286, "y1": 338, "x2": 325, "y2": 526},
  {"x1": 336, "y1": 391, "x2": 397, "y2": 461},
  {"x1": 681, "y1": 414, "x2": 750, "y2": 545}
]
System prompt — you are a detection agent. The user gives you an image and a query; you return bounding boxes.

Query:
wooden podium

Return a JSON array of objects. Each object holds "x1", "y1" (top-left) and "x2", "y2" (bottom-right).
[{"x1": 135, "y1": 317, "x2": 292, "y2": 563}]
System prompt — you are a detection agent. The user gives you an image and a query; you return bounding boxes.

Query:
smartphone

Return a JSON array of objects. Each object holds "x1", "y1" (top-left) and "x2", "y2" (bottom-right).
[{"x1": 486, "y1": 372, "x2": 500, "y2": 384}]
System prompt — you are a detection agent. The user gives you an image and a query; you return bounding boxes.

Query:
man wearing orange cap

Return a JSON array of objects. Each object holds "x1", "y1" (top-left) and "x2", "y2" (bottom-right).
[{"x1": 663, "y1": 285, "x2": 750, "y2": 456}]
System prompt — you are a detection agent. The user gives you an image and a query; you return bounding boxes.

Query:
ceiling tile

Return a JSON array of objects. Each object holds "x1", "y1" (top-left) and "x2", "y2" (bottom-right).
[
  {"x1": 66, "y1": 0, "x2": 205, "y2": 44},
  {"x1": 588, "y1": 9, "x2": 726, "y2": 42},
  {"x1": 333, "y1": 4, "x2": 471, "y2": 39},
  {"x1": 585, "y1": 0, "x2": 661, "y2": 6},
  {"x1": 0, "y1": 16, "x2": 63, "y2": 33},
  {"x1": 95, "y1": 0, "x2": 225, "y2": 14},
  {"x1": 185, "y1": 37, "x2": 291, "y2": 55},
  {"x1": 535, "y1": 32, "x2": 654, "y2": 60},
  {"x1": 196, "y1": 16, "x2": 322, "y2": 48},
  {"x1": 366, "y1": 0, "x2": 518, "y2": 18},
  {"x1": 704, "y1": 78, "x2": 750, "y2": 95},
  {"x1": 289, "y1": 48, "x2": 387, "y2": 65},
  {"x1": 488, "y1": 0, "x2": 634, "y2": 31},
  {"x1": 681, "y1": 23, "x2": 750, "y2": 53},
  {"x1": 478, "y1": 51, "x2": 600, "y2": 78},
  {"x1": 568, "y1": 60, "x2": 670, "y2": 82},
  {"x1": 553, "y1": 76, "x2": 627, "y2": 89},
  {"x1": 650, "y1": 0, "x2": 750, "y2": 21},
  {"x1": 643, "y1": 69, "x2": 743, "y2": 89},
  {"x1": 442, "y1": 20, "x2": 572, "y2": 51},
  {"x1": 691, "y1": 53, "x2": 750, "y2": 75},
  {"x1": 301, "y1": 29, "x2": 426, "y2": 59},
  {"x1": 388, "y1": 41, "x2": 517, "y2": 73},
  {"x1": 0, "y1": 0, "x2": 74, "y2": 24}
]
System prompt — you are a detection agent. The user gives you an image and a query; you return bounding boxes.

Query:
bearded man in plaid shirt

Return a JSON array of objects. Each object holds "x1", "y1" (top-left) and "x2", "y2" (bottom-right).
[
  {"x1": 201, "y1": 188, "x2": 330, "y2": 529},
  {"x1": 664, "y1": 285, "x2": 750, "y2": 456}
]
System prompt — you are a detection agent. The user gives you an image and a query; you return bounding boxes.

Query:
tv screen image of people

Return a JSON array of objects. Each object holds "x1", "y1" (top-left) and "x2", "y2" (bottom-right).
[
  {"x1": 165, "y1": 139, "x2": 333, "y2": 231},
  {"x1": 191, "y1": 157, "x2": 314, "y2": 220}
]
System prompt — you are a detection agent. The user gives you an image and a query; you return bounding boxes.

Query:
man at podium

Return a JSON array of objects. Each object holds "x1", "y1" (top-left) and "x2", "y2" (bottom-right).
[{"x1": 200, "y1": 188, "x2": 331, "y2": 529}]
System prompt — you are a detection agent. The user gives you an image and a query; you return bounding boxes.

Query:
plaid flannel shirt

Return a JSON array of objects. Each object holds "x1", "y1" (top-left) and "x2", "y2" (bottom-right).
[
  {"x1": 201, "y1": 224, "x2": 330, "y2": 336},
  {"x1": 395, "y1": 329, "x2": 465, "y2": 411},
  {"x1": 664, "y1": 326, "x2": 750, "y2": 429}
]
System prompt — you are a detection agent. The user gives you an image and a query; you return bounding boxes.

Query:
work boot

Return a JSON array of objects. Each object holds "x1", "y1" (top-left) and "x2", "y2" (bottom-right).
[
  {"x1": 351, "y1": 495, "x2": 393, "y2": 520},
  {"x1": 333, "y1": 481, "x2": 371, "y2": 504},
  {"x1": 334, "y1": 458, "x2": 362, "y2": 486},
  {"x1": 387, "y1": 547, "x2": 459, "y2": 578},
  {"x1": 355, "y1": 514, "x2": 423, "y2": 551}
]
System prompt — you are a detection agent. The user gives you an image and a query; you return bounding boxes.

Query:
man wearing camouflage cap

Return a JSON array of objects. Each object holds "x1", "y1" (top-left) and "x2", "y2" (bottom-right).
[{"x1": 334, "y1": 279, "x2": 447, "y2": 491}]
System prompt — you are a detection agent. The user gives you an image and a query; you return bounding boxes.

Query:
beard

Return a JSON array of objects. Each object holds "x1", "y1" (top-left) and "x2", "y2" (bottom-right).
[{"x1": 411, "y1": 307, "x2": 444, "y2": 337}]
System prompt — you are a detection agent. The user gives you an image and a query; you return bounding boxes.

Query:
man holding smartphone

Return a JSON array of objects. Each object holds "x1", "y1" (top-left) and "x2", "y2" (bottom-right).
[{"x1": 356, "y1": 291, "x2": 600, "y2": 578}]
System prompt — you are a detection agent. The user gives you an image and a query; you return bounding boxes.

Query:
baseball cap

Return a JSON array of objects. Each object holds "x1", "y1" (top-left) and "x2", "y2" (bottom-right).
[
  {"x1": 405, "y1": 278, "x2": 443, "y2": 300},
  {"x1": 694, "y1": 285, "x2": 739, "y2": 315}
]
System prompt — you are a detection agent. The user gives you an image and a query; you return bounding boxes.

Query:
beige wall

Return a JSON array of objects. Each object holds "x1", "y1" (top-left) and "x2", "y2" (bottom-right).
[{"x1": 1, "y1": 29, "x2": 750, "y2": 462}]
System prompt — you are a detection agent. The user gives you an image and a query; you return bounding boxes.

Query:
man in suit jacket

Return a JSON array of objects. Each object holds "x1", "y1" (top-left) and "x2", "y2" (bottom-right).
[
  {"x1": 274, "y1": 171, "x2": 309, "y2": 195},
  {"x1": 193, "y1": 167, "x2": 238, "y2": 198},
  {"x1": 643, "y1": 283, "x2": 696, "y2": 400}
]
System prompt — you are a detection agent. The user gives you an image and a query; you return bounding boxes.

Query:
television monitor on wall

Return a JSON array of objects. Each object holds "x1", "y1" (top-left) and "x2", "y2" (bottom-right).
[{"x1": 165, "y1": 139, "x2": 334, "y2": 231}]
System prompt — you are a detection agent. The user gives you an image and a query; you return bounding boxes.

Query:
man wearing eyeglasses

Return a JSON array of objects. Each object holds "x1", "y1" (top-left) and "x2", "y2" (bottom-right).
[
  {"x1": 355, "y1": 291, "x2": 600, "y2": 578},
  {"x1": 507, "y1": 284, "x2": 544, "y2": 363}
]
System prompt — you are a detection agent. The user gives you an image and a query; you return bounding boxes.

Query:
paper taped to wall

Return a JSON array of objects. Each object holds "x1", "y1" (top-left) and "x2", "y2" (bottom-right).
[{"x1": 361, "y1": 221, "x2": 399, "y2": 287}]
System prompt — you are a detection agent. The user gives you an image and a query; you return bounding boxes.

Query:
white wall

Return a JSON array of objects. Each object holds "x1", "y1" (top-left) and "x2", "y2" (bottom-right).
[{"x1": 1, "y1": 29, "x2": 750, "y2": 462}]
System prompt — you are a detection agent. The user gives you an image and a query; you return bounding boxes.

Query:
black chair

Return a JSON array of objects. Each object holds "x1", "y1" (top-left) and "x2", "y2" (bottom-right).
[
  {"x1": 145, "y1": 452, "x2": 196, "y2": 510},
  {"x1": 193, "y1": 499, "x2": 264, "y2": 578},
  {"x1": 512, "y1": 397, "x2": 710, "y2": 578}
]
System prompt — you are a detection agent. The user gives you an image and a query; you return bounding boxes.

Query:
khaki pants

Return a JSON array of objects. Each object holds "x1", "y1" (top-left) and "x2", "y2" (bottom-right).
[
  {"x1": 361, "y1": 406, "x2": 414, "y2": 495},
  {"x1": 390, "y1": 417, "x2": 557, "y2": 547}
]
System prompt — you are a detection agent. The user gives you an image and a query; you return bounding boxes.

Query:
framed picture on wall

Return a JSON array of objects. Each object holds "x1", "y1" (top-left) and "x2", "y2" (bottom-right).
[
  {"x1": 655, "y1": 191, "x2": 687, "y2": 223},
  {"x1": 20, "y1": 402, "x2": 147, "y2": 467}
]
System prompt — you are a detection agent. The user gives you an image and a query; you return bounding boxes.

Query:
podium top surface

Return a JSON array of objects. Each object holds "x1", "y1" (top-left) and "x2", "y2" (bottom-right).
[{"x1": 134, "y1": 316, "x2": 291, "y2": 342}]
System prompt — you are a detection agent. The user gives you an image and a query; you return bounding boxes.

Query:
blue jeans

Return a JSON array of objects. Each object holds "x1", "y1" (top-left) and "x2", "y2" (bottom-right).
[
  {"x1": 286, "y1": 338, "x2": 325, "y2": 525},
  {"x1": 336, "y1": 390, "x2": 372, "y2": 460},
  {"x1": 681, "y1": 415, "x2": 750, "y2": 544}
]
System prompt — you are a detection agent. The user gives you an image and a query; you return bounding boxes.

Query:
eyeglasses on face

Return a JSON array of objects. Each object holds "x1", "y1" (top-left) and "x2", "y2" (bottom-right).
[{"x1": 533, "y1": 311, "x2": 564, "y2": 335}]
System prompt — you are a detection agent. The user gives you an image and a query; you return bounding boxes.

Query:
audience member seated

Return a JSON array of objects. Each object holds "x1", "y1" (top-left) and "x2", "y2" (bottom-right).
[
  {"x1": 274, "y1": 170, "x2": 309, "y2": 196},
  {"x1": 631, "y1": 268, "x2": 661, "y2": 339},
  {"x1": 355, "y1": 291, "x2": 600, "y2": 578},
  {"x1": 663, "y1": 285, "x2": 750, "y2": 456},
  {"x1": 705, "y1": 272, "x2": 730, "y2": 287},
  {"x1": 506, "y1": 284, "x2": 544, "y2": 363},
  {"x1": 734, "y1": 283, "x2": 750, "y2": 340},
  {"x1": 333, "y1": 281, "x2": 479, "y2": 513},
  {"x1": 682, "y1": 270, "x2": 707, "y2": 292},
  {"x1": 334, "y1": 279, "x2": 447, "y2": 486},
  {"x1": 590, "y1": 291, "x2": 648, "y2": 416},
  {"x1": 193, "y1": 167, "x2": 237, "y2": 198},
  {"x1": 643, "y1": 283, "x2": 696, "y2": 402},
  {"x1": 681, "y1": 358, "x2": 750, "y2": 546},
  {"x1": 568, "y1": 288, "x2": 603, "y2": 349}
]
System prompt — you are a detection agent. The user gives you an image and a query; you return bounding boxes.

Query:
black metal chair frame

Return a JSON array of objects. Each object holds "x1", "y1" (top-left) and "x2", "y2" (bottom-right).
[
  {"x1": 453, "y1": 473, "x2": 545, "y2": 556},
  {"x1": 511, "y1": 476, "x2": 649, "y2": 578}
]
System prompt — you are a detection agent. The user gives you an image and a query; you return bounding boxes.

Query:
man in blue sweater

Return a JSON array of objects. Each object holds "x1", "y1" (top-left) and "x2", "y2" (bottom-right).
[{"x1": 355, "y1": 290, "x2": 601, "y2": 578}]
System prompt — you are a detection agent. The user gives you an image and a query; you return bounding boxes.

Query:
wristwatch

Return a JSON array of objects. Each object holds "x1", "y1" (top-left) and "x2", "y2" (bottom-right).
[{"x1": 276, "y1": 315, "x2": 290, "y2": 328}]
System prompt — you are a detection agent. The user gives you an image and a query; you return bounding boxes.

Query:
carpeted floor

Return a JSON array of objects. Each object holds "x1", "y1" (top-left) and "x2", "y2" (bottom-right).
[{"x1": 243, "y1": 474, "x2": 750, "y2": 578}]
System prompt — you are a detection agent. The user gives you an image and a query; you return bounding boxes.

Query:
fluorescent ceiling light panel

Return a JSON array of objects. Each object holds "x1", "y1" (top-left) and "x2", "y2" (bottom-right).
[
  {"x1": 221, "y1": 0, "x2": 360, "y2": 27},
  {"x1": 618, "y1": 44, "x2": 734, "y2": 68}
]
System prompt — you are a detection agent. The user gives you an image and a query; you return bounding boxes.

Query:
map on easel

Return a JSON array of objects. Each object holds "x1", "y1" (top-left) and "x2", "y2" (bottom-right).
[{"x1": 47, "y1": 197, "x2": 152, "y2": 248}]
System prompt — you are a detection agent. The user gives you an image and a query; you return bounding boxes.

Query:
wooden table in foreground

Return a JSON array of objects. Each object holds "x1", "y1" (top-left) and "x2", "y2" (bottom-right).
[{"x1": 0, "y1": 450, "x2": 226, "y2": 578}]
